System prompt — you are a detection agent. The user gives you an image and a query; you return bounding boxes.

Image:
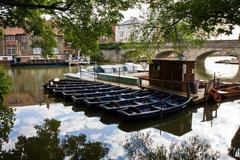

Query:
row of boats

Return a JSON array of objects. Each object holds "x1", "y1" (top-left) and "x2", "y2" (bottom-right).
[{"x1": 43, "y1": 79, "x2": 192, "y2": 120}]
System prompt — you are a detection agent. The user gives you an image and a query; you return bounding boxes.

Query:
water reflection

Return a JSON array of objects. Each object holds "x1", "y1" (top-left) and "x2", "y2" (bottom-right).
[
  {"x1": 0, "y1": 101, "x2": 239, "y2": 159},
  {"x1": 5, "y1": 66, "x2": 79, "y2": 106},
  {"x1": 0, "y1": 105, "x2": 15, "y2": 152},
  {"x1": 229, "y1": 126, "x2": 240, "y2": 159},
  {"x1": 118, "y1": 109, "x2": 193, "y2": 136},
  {"x1": 0, "y1": 118, "x2": 109, "y2": 160},
  {"x1": 201, "y1": 103, "x2": 219, "y2": 127}
]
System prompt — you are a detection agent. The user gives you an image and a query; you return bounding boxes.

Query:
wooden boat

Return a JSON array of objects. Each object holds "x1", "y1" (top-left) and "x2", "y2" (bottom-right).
[
  {"x1": 100, "y1": 92, "x2": 170, "y2": 113},
  {"x1": 48, "y1": 83, "x2": 108, "y2": 93},
  {"x1": 43, "y1": 79, "x2": 92, "y2": 87},
  {"x1": 54, "y1": 85, "x2": 119, "y2": 98},
  {"x1": 210, "y1": 85, "x2": 240, "y2": 102},
  {"x1": 215, "y1": 59, "x2": 239, "y2": 65},
  {"x1": 47, "y1": 81, "x2": 101, "y2": 88},
  {"x1": 72, "y1": 88, "x2": 135, "y2": 105},
  {"x1": 53, "y1": 84, "x2": 112, "y2": 93},
  {"x1": 117, "y1": 95, "x2": 192, "y2": 120},
  {"x1": 84, "y1": 92, "x2": 152, "y2": 108}
]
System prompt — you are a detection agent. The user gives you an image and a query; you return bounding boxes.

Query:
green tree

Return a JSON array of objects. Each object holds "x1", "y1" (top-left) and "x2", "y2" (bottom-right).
[
  {"x1": 128, "y1": 1, "x2": 208, "y2": 62},
  {"x1": 128, "y1": 0, "x2": 240, "y2": 61},
  {"x1": 0, "y1": 0, "x2": 137, "y2": 57},
  {"x1": 0, "y1": 67, "x2": 11, "y2": 102}
]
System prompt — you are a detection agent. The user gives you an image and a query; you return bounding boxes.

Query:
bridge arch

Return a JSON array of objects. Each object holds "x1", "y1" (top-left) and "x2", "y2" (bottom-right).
[{"x1": 155, "y1": 50, "x2": 175, "y2": 58}]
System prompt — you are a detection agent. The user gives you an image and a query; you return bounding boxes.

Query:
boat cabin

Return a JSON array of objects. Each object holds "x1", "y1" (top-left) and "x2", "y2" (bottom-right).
[{"x1": 149, "y1": 58, "x2": 196, "y2": 94}]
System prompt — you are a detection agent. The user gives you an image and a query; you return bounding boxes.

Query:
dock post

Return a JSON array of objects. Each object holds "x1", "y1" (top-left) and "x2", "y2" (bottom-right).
[
  {"x1": 79, "y1": 64, "x2": 81, "y2": 79},
  {"x1": 187, "y1": 83, "x2": 190, "y2": 97},
  {"x1": 119, "y1": 67, "x2": 120, "y2": 86},
  {"x1": 204, "y1": 82, "x2": 208, "y2": 101},
  {"x1": 93, "y1": 62, "x2": 96, "y2": 81},
  {"x1": 160, "y1": 99, "x2": 163, "y2": 118},
  {"x1": 139, "y1": 78, "x2": 142, "y2": 88}
]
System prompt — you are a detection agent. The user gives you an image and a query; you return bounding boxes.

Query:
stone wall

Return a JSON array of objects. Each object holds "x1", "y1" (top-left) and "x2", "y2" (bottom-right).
[{"x1": 101, "y1": 49, "x2": 126, "y2": 62}]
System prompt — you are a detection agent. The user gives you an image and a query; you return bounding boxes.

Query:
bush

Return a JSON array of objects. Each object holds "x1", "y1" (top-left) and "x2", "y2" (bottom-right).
[
  {"x1": 0, "y1": 67, "x2": 11, "y2": 101},
  {"x1": 90, "y1": 52, "x2": 104, "y2": 63}
]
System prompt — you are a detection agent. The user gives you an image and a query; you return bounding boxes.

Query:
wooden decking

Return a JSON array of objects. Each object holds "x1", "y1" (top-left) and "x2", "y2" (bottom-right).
[{"x1": 138, "y1": 76, "x2": 208, "y2": 105}]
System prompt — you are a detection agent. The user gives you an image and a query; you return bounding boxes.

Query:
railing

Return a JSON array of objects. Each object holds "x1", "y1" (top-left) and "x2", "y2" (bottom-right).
[{"x1": 138, "y1": 76, "x2": 199, "y2": 97}]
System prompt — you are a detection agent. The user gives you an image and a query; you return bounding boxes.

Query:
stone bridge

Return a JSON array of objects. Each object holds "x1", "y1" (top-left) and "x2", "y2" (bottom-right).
[
  {"x1": 155, "y1": 40, "x2": 240, "y2": 61},
  {"x1": 154, "y1": 40, "x2": 240, "y2": 82}
]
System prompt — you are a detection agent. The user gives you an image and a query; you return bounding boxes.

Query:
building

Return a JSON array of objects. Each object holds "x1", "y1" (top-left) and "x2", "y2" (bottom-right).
[
  {"x1": 0, "y1": 27, "x2": 69, "y2": 63},
  {"x1": 148, "y1": 57, "x2": 196, "y2": 95},
  {"x1": 115, "y1": 17, "x2": 143, "y2": 42}
]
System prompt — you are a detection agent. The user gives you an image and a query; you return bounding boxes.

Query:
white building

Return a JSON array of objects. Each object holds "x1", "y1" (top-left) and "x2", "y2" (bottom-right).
[{"x1": 115, "y1": 17, "x2": 143, "y2": 42}]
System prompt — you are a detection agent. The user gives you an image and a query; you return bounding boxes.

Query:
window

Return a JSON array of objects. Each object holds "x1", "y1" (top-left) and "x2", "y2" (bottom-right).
[
  {"x1": 21, "y1": 36, "x2": 27, "y2": 42},
  {"x1": 33, "y1": 48, "x2": 42, "y2": 54},
  {"x1": 5, "y1": 35, "x2": 15, "y2": 41},
  {"x1": 6, "y1": 46, "x2": 16, "y2": 55},
  {"x1": 53, "y1": 48, "x2": 59, "y2": 54},
  {"x1": 21, "y1": 46, "x2": 27, "y2": 51},
  {"x1": 120, "y1": 32, "x2": 124, "y2": 38}
]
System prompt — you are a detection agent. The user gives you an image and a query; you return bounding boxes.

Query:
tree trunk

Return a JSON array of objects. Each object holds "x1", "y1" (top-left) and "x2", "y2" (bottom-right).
[{"x1": 0, "y1": 96, "x2": 3, "y2": 105}]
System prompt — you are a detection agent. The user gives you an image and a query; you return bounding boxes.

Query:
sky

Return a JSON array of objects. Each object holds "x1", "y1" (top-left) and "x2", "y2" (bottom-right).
[{"x1": 121, "y1": 8, "x2": 240, "y2": 40}]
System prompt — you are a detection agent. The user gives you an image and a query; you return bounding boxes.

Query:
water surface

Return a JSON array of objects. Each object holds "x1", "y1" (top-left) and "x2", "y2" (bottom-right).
[{"x1": 1, "y1": 58, "x2": 240, "y2": 159}]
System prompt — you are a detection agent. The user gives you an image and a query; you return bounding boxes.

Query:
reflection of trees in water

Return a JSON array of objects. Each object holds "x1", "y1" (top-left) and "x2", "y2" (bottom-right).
[
  {"x1": 124, "y1": 132, "x2": 220, "y2": 160},
  {"x1": 0, "y1": 105, "x2": 15, "y2": 153},
  {"x1": 0, "y1": 119, "x2": 109, "y2": 160},
  {"x1": 229, "y1": 126, "x2": 240, "y2": 159},
  {"x1": 8, "y1": 67, "x2": 77, "y2": 105}
]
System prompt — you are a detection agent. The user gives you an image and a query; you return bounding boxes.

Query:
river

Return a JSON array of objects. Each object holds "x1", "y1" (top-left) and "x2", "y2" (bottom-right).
[{"x1": 1, "y1": 56, "x2": 240, "y2": 159}]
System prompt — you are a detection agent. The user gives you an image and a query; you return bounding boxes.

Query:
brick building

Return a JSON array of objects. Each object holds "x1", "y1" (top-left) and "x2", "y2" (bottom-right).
[{"x1": 0, "y1": 27, "x2": 70, "y2": 63}]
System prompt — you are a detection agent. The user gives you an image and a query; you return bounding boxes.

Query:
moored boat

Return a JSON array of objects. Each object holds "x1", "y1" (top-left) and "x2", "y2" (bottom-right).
[
  {"x1": 117, "y1": 95, "x2": 192, "y2": 120},
  {"x1": 54, "y1": 85, "x2": 118, "y2": 98},
  {"x1": 210, "y1": 85, "x2": 240, "y2": 102},
  {"x1": 53, "y1": 83, "x2": 111, "y2": 94},
  {"x1": 72, "y1": 88, "x2": 136, "y2": 105},
  {"x1": 100, "y1": 92, "x2": 170, "y2": 113},
  {"x1": 84, "y1": 92, "x2": 152, "y2": 108}
]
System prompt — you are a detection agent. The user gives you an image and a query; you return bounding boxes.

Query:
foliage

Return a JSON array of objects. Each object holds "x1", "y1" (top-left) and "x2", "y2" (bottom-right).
[
  {"x1": 99, "y1": 43, "x2": 122, "y2": 50},
  {"x1": 90, "y1": 52, "x2": 104, "y2": 63},
  {"x1": 124, "y1": 132, "x2": 220, "y2": 160},
  {"x1": 127, "y1": 1, "x2": 209, "y2": 62},
  {"x1": 0, "y1": 118, "x2": 109, "y2": 160},
  {"x1": 0, "y1": 105, "x2": 15, "y2": 152},
  {"x1": 0, "y1": 67, "x2": 11, "y2": 99},
  {"x1": 0, "y1": 0, "x2": 138, "y2": 57},
  {"x1": 171, "y1": 0, "x2": 240, "y2": 35}
]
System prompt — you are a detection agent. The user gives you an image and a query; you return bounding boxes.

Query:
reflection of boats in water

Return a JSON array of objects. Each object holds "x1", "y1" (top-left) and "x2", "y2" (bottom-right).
[
  {"x1": 99, "y1": 113, "x2": 122, "y2": 125},
  {"x1": 118, "y1": 108, "x2": 193, "y2": 136},
  {"x1": 72, "y1": 106, "x2": 104, "y2": 118},
  {"x1": 229, "y1": 126, "x2": 240, "y2": 159}
]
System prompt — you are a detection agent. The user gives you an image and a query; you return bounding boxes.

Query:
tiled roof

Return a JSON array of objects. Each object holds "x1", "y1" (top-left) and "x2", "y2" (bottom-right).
[{"x1": 4, "y1": 28, "x2": 26, "y2": 35}]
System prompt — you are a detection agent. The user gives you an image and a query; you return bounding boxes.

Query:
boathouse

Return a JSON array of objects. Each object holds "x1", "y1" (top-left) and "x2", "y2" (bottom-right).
[{"x1": 141, "y1": 58, "x2": 197, "y2": 96}]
